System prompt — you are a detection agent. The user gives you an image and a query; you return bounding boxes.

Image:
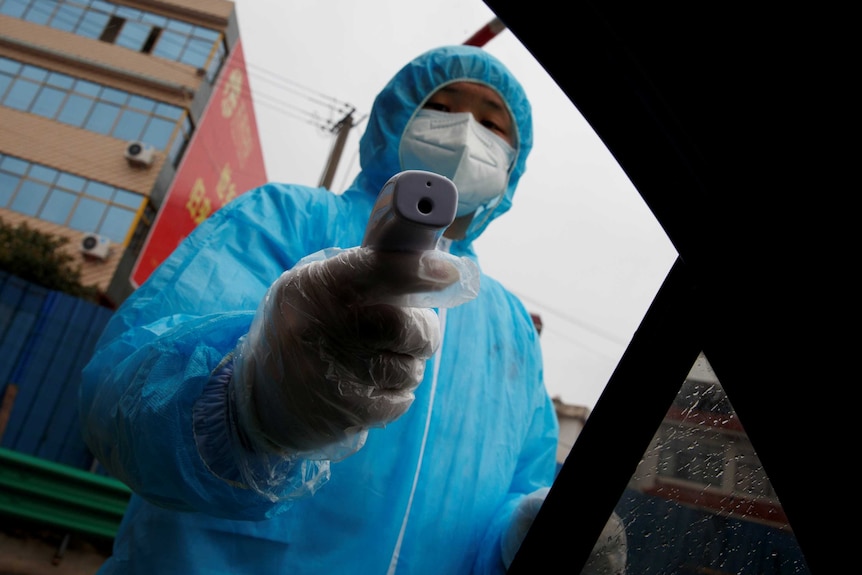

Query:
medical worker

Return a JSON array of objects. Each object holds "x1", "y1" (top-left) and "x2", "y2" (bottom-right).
[{"x1": 80, "y1": 45, "x2": 593, "y2": 574}]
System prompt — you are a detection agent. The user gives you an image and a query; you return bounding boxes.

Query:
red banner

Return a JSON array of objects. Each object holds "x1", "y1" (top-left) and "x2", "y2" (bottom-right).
[{"x1": 131, "y1": 40, "x2": 268, "y2": 287}]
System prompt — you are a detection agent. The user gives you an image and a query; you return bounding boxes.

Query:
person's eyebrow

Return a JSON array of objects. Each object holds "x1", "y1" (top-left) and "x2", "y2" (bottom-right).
[
  {"x1": 482, "y1": 96, "x2": 506, "y2": 113},
  {"x1": 434, "y1": 86, "x2": 459, "y2": 97}
]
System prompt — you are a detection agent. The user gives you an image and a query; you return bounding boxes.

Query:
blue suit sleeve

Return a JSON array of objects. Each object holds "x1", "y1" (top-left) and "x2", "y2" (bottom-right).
[{"x1": 79, "y1": 185, "x2": 332, "y2": 520}]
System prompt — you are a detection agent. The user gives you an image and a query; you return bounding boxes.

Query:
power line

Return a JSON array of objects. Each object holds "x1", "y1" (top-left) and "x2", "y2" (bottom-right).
[
  {"x1": 250, "y1": 89, "x2": 335, "y2": 131},
  {"x1": 244, "y1": 69, "x2": 360, "y2": 133},
  {"x1": 245, "y1": 63, "x2": 355, "y2": 122},
  {"x1": 512, "y1": 289, "x2": 629, "y2": 346}
]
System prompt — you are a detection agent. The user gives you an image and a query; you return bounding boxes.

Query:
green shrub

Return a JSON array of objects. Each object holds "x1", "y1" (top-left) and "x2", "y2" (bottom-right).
[{"x1": 0, "y1": 217, "x2": 101, "y2": 303}]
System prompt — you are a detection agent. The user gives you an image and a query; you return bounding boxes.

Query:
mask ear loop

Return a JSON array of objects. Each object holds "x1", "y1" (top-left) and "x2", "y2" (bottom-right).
[
  {"x1": 464, "y1": 93, "x2": 520, "y2": 239},
  {"x1": 464, "y1": 174, "x2": 510, "y2": 237}
]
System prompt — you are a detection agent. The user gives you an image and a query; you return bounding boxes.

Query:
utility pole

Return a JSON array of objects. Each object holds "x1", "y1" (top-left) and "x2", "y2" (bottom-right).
[
  {"x1": 463, "y1": 17, "x2": 506, "y2": 47},
  {"x1": 318, "y1": 110, "x2": 354, "y2": 189}
]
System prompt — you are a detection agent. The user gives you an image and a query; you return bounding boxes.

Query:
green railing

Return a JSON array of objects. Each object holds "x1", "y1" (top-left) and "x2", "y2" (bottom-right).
[{"x1": 0, "y1": 447, "x2": 130, "y2": 539}]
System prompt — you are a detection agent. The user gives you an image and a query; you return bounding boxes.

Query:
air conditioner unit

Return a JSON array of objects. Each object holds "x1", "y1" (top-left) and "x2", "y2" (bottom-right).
[
  {"x1": 124, "y1": 141, "x2": 155, "y2": 167},
  {"x1": 80, "y1": 233, "x2": 111, "y2": 261}
]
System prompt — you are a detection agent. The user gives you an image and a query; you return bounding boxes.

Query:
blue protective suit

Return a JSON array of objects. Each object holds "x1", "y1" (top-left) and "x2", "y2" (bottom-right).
[{"x1": 80, "y1": 45, "x2": 559, "y2": 574}]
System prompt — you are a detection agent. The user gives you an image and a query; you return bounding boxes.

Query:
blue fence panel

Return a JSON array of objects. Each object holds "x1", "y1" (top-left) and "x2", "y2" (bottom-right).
[
  {"x1": 0, "y1": 273, "x2": 49, "y2": 396},
  {"x1": 41, "y1": 296, "x2": 113, "y2": 468},
  {"x1": 4, "y1": 291, "x2": 67, "y2": 454},
  {"x1": 0, "y1": 272, "x2": 113, "y2": 471},
  {"x1": 27, "y1": 293, "x2": 79, "y2": 461}
]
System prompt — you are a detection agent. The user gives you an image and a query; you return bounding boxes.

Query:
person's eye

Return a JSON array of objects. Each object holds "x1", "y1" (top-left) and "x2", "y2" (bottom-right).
[
  {"x1": 481, "y1": 119, "x2": 508, "y2": 138},
  {"x1": 423, "y1": 102, "x2": 449, "y2": 112}
]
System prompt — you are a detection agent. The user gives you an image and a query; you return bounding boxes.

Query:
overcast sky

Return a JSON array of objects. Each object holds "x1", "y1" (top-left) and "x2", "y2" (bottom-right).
[{"x1": 229, "y1": 0, "x2": 678, "y2": 409}]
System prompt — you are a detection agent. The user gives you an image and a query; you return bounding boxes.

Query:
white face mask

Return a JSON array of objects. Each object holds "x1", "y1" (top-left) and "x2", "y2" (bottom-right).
[{"x1": 400, "y1": 109, "x2": 516, "y2": 217}]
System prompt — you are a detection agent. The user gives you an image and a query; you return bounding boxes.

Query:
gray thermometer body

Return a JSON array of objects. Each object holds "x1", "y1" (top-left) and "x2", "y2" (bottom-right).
[{"x1": 362, "y1": 170, "x2": 458, "y2": 252}]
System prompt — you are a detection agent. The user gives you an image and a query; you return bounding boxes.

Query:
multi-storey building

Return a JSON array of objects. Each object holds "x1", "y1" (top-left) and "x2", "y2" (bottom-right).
[
  {"x1": 0, "y1": 0, "x2": 267, "y2": 307},
  {"x1": 553, "y1": 353, "x2": 809, "y2": 573},
  {"x1": 0, "y1": 2, "x2": 266, "y2": 567},
  {"x1": 616, "y1": 353, "x2": 810, "y2": 573}
]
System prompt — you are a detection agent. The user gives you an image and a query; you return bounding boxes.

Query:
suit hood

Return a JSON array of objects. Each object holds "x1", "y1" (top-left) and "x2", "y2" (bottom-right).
[{"x1": 350, "y1": 45, "x2": 533, "y2": 250}]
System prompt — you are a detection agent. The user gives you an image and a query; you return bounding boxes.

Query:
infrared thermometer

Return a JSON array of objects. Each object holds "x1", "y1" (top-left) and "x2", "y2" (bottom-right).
[{"x1": 362, "y1": 170, "x2": 458, "y2": 252}]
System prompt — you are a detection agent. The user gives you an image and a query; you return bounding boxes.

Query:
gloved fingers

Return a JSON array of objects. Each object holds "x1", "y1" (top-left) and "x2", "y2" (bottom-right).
[
  {"x1": 283, "y1": 246, "x2": 479, "y2": 309},
  {"x1": 362, "y1": 250, "x2": 480, "y2": 308},
  {"x1": 276, "y1": 303, "x2": 436, "y2": 391},
  {"x1": 331, "y1": 305, "x2": 441, "y2": 359},
  {"x1": 270, "y1": 250, "x2": 454, "y2": 317},
  {"x1": 584, "y1": 512, "x2": 628, "y2": 575},
  {"x1": 256, "y1": 373, "x2": 417, "y2": 453},
  {"x1": 365, "y1": 353, "x2": 427, "y2": 391},
  {"x1": 502, "y1": 487, "x2": 552, "y2": 568},
  {"x1": 335, "y1": 377, "x2": 417, "y2": 424},
  {"x1": 390, "y1": 307, "x2": 441, "y2": 358},
  {"x1": 516, "y1": 487, "x2": 550, "y2": 522},
  {"x1": 363, "y1": 249, "x2": 461, "y2": 297},
  {"x1": 314, "y1": 306, "x2": 435, "y2": 391},
  {"x1": 311, "y1": 248, "x2": 460, "y2": 303},
  {"x1": 323, "y1": 348, "x2": 428, "y2": 392}
]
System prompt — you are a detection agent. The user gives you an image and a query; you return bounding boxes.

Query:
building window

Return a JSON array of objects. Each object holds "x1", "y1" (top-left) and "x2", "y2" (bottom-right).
[
  {"x1": 0, "y1": 152, "x2": 146, "y2": 244},
  {"x1": 0, "y1": 56, "x2": 192, "y2": 166},
  {"x1": 0, "y1": 0, "x2": 227, "y2": 81},
  {"x1": 98, "y1": 14, "x2": 123, "y2": 43},
  {"x1": 658, "y1": 432, "x2": 729, "y2": 488},
  {"x1": 656, "y1": 419, "x2": 780, "y2": 503}
]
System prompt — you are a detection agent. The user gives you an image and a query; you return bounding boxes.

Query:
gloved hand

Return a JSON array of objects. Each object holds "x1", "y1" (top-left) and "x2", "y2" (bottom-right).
[
  {"x1": 501, "y1": 487, "x2": 550, "y2": 568},
  {"x1": 502, "y1": 489, "x2": 628, "y2": 574},
  {"x1": 231, "y1": 246, "x2": 468, "y2": 460},
  {"x1": 582, "y1": 511, "x2": 628, "y2": 575}
]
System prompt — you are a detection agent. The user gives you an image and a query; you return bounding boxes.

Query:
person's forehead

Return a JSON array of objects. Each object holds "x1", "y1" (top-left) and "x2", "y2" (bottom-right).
[{"x1": 433, "y1": 81, "x2": 508, "y2": 111}]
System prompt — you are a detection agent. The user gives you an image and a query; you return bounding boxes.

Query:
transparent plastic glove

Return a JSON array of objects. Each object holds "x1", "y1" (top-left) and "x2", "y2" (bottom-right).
[
  {"x1": 232, "y1": 246, "x2": 477, "y2": 461},
  {"x1": 502, "y1": 490, "x2": 628, "y2": 574},
  {"x1": 502, "y1": 487, "x2": 550, "y2": 568},
  {"x1": 582, "y1": 512, "x2": 628, "y2": 575}
]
